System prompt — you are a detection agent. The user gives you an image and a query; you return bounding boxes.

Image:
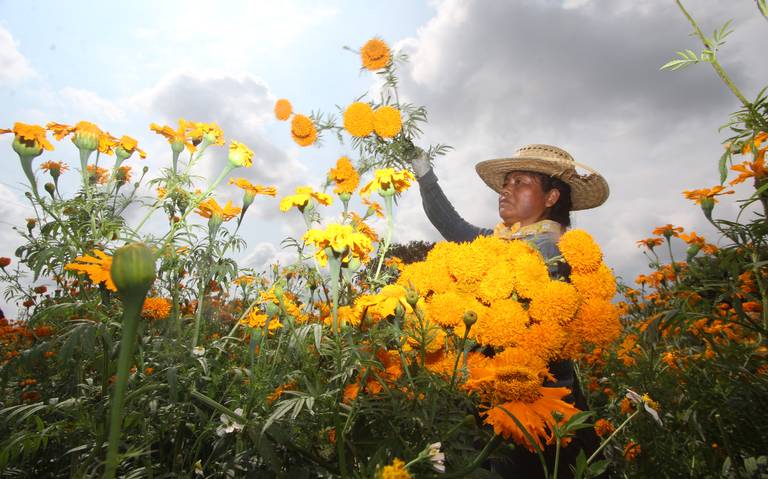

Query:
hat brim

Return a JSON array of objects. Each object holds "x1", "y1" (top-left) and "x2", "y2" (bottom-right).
[{"x1": 475, "y1": 157, "x2": 609, "y2": 210}]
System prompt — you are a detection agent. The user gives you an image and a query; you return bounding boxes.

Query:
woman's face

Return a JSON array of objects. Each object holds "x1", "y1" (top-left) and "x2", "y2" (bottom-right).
[{"x1": 498, "y1": 171, "x2": 560, "y2": 226}]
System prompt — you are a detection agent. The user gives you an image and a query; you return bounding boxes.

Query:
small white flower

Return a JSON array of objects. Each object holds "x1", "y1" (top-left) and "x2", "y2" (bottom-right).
[
  {"x1": 427, "y1": 442, "x2": 445, "y2": 473},
  {"x1": 192, "y1": 346, "x2": 205, "y2": 357},
  {"x1": 216, "y1": 408, "x2": 245, "y2": 437},
  {"x1": 626, "y1": 389, "x2": 663, "y2": 426},
  {"x1": 193, "y1": 459, "x2": 203, "y2": 476}
]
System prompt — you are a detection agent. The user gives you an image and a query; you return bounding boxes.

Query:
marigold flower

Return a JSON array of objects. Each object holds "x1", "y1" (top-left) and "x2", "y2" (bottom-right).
[
  {"x1": 39, "y1": 161, "x2": 69, "y2": 177},
  {"x1": 142, "y1": 297, "x2": 172, "y2": 320},
  {"x1": 359, "y1": 168, "x2": 415, "y2": 197},
  {"x1": 682, "y1": 185, "x2": 734, "y2": 204},
  {"x1": 361, "y1": 37, "x2": 391, "y2": 71},
  {"x1": 636, "y1": 237, "x2": 663, "y2": 249},
  {"x1": 86, "y1": 165, "x2": 109, "y2": 184},
  {"x1": 623, "y1": 441, "x2": 641, "y2": 461},
  {"x1": 303, "y1": 223, "x2": 373, "y2": 266},
  {"x1": 652, "y1": 224, "x2": 684, "y2": 238},
  {"x1": 187, "y1": 121, "x2": 225, "y2": 147},
  {"x1": 570, "y1": 264, "x2": 616, "y2": 302},
  {"x1": 115, "y1": 166, "x2": 132, "y2": 184},
  {"x1": 474, "y1": 299, "x2": 528, "y2": 348},
  {"x1": 47, "y1": 121, "x2": 104, "y2": 152},
  {"x1": 150, "y1": 119, "x2": 196, "y2": 153},
  {"x1": 509, "y1": 251, "x2": 550, "y2": 299},
  {"x1": 343, "y1": 102, "x2": 375, "y2": 137},
  {"x1": 356, "y1": 284, "x2": 412, "y2": 321},
  {"x1": 195, "y1": 198, "x2": 241, "y2": 222},
  {"x1": 376, "y1": 458, "x2": 410, "y2": 479},
  {"x1": 65, "y1": 250, "x2": 117, "y2": 291},
  {"x1": 373, "y1": 105, "x2": 402, "y2": 138},
  {"x1": 116, "y1": 135, "x2": 147, "y2": 159},
  {"x1": 594, "y1": 418, "x2": 615, "y2": 437},
  {"x1": 290, "y1": 114, "x2": 317, "y2": 147},
  {"x1": 730, "y1": 157, "x2": 768, "y2": 185},
  {"x1": 348, "y1": 211, "x2": 378, "y2": 242},
  {"x1": 229, "y1": 178, "x2": 277, "y2": 197},
  {"x1": 228, "y1": 140, "x2": 254, "y2": 168},
  {"x1": 232, "y1": 275, "x2": 255, "y2": 286},
  {"x1": 362, "y1": 198, "x2": 384, "y2": 218},
  {"x1": 558, "y1": 229, "x2": 603, "y2": 273},
  {"x1": 328, "y1": 156, "x2": 360, "y2": 195},
  {"x1": 0, "y1": 122, "x2": 54, "y2": 156},
  {"x1": 241, "y1": 309, "x2": 282, "y2": 331},
  {"x1": 528, "y1": 280, "x2": 580, "y2": 324},
  {"x1": 274, "y1": 99, "x2": 292, "y2": 121},
  {"x1": 279, "y1": 186, "x2": 333, "y2": 212},
  {"x1": 97, "y1": 131, "x2": 118, "y2": 155},
  {"x1": 266, "y1": 380, "x2": 298, "y2": 404}
]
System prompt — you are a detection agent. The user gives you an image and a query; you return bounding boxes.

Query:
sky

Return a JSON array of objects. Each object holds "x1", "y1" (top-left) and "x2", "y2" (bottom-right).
[{"x1": 1, "y1": 0, "x2": 766, "y2": 316}]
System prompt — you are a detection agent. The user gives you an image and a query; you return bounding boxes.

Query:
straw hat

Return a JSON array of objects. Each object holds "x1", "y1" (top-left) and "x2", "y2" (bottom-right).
[{"x1": 475, "y1": 144, "x2": 609, "y2": 210}]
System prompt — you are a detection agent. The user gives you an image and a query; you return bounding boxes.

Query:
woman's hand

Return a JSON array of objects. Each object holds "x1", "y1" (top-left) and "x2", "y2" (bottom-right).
[{"x1": 404, "y1": 140, "x2": 432, "y2": 178}]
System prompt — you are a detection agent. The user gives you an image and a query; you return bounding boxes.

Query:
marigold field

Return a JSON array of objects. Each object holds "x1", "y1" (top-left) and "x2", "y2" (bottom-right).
[{"x1": 1, "y1": 6, "x2": 767, "y2": 479}]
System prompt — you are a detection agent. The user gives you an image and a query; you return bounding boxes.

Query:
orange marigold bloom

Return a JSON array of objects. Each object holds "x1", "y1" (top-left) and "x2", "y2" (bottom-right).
[
  {"x1": 652, "y1": 224, "x2": 684, "y2": 238},
  {"x1": 116, "y1": 135, "x2": 147, "y2": 159},
  {"x1": 558, "y1": 229, "x2": 603, "y2": 273},
  {"x1": 636, "y1": 237, "x2": 663, "y2": 249},
  {"x1": 0, "y1": 122, "x2": 54, "y2": 153},
  {"x1": 142, "y1": 297, "x2": 172, "y2": 320},
  {"x1": 730, "y1": 157, "x2": 768, "y2": 185},
  {"x1": 528, "y1": 280, "x2": 580, "y2": 325},
  {"x1": 274, "y1": 99, "x2": 293, "y2": 121},
  {"x1": 373, "y1": 105, "x2": 402, "y2": 138},
  {"x1": 290, "y1": 114, "x2": 317, "y2": 147},
  {"x1": 266, "y1": 380, "x2": 298, "y2": 404},
  {"x1": 47, "y1": 121, "x2": 105, "y2": 152},
  {"x1": 678, "y1": 231, "x2": 707, "y2": 247},
  {"x1": 64, "y1": 250, "x2": 117, "y2": 291},
  {"x1": 187, "y1": 121, "x2": 225, "y2": 146},
  {"x1": 594, "y1": 418, "x2": 615, "y2": 437},
  {"x1": 623, "y1": 441, "x2": 641, "y2": 461},
  {"x1": 150, "y1": 119, "x2": 196, "y2": 153},
  {"x1": 361, "y1": 37, "x2": 391, "y2": 71},
  {"x1": 195, "y1": 198, "x2": 241, "y2": 222},
  {"x1": 682, "y1": 185, "x2": 734, "y2": 204},
  {"x1": 86, "y1": 165, "x2": 109, "y2": 184},
  {"x1": 376, "y1": 458, "x2": 410, "y2": 479},
  {"x1": 343, "y1": 102, "x2": 375, "y2": 137},
  {"x1": 570, "y1": 264, "x2": 616, "y2": 302},
  {"x1": 40, "y1": 160, "x2": 69, "y2": 176},
  {"x1": 348, "y1": 211, "x2": 378, "y2": 242},
  {"x1": 229, "y1": 178, "x2": 277, "y2": 197},
  {"x1": 474, "y1": 299, "x2": 528, "y2": 348},
  {"x1": 115, "y1": 166, "x2": 132, "y2": 184},
  {"x1": 328, "y1": 156, "x2": 360, "y2": 195},
  {"x1": 362, "y1": 198, "x2": 384, "y2": 218}
]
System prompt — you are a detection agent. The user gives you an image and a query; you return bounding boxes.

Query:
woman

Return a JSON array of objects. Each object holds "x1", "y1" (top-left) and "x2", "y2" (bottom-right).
[{"x1": 409, "y1": 144, "x2": 610, "y2": 477}]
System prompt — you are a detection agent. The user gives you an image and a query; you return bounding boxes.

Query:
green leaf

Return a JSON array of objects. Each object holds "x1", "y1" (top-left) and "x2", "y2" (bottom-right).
[{"x1": 719, "y1": 150, "x2": 731, "y2": 184}]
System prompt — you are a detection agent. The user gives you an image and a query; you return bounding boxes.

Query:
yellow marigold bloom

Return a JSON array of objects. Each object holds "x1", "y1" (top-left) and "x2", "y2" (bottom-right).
[
  {"x1": 373, "y1": 105, "x2": 402, "y2": 138},
  {"x1": 510, "y1": 251, "x2": 550, "y2": 299},
  {"x1": 0, "y1": 122, "x2": 54, "y2": 154},
  {"x1": 195, "y1": 198, "x2": 241, "y2": 222},
  {"x1": 328, "y1": 156, "x2": 360, "y2": 195},
  {"x1": 560, "y1": 298, "x2": 621, "y2": 360},
  {"x1": 376, "y1": 458, "x2": 410, "y2": 479},
  {"x1": 425, "y1": 291, "x2": 482, "y2": 328},
  {"x1": 557, "y1": 229, "x2": 603, "y2": 274},
  {"x1": 362, "y1": 197, "x2": 384, "y2": 218},
  {"x1": 142, "y1": 297, "x2": 171, "y2": 320},
  {"x1": 116, "y1": 135, "x2": 147, "y2": 159},
  {"x1": 228, "y1": 140, "x2": 254, "y2": 168},
  {"x1": 187, "y1": 121, "x2": 225, "y2": 146},
  {"x1": 274, "y1": 98, "x2": 293, "y2": 121},
  {"x1": 64, "y1": 250, "x2": 117, "y2": 291},
  {"x1": 279, "y1": 186, "x2": 333, "y2": 212},
  {"x1": 39, "y1": 161, "x2": 69, "y2": 175},
  {"x1": 477, "y1": 262, "x2": 517, "y2": 303},
  {"x1": 290, "y1": 114, "x2": 317, "y2": 147},
  {"x1": 398, "y1": 260, "x2": 452, "y2": 296},
  {"x1": 474, "y1": 299, "x2": 528, "y2": 348},
  {"x1": 150, "y1": 119, "x2": 195, "y2": 153},
  {"x1": 361, "y1": 37, "x2": 391, "y2": 71},
  {"x1": 343, "y1": 102, "x2": 375, "y2": 137},
  {"x1": 86, "y1": 165, "x2": 109, "y2": 184},
  {"x1": 570, "y1": 264, "x2": 616, "y2": 301},
  {"x1": 356, "y1": 284, "x2": 410, "y2": 321},
  {"x1": 47, "y1": 121, "x2": 104, "y2": 152},
  {"x1": 157, "y1": 186, "x2": 167, "y2": 199},
  {"x1": 359, "y1": 168, "x2": 415, "y2": 197},
  {"x1": 229, "y1": 178, "x2": 277, "y2": 197},
  {"x1": 232, "y1": 275, "x2": 255, "y2": 286},
  {"x1": 241, "y1": 309, "x2": 282, "y2": 331},
  {"x1": 97, "y1": 131, "x2": 118, "y2": 155},
  {"x1": 528, "y1": 280, "x2": 580, "y2": 325},
  {"x1": 303, "y1": 223, "x2": 373, "y2": 266}
]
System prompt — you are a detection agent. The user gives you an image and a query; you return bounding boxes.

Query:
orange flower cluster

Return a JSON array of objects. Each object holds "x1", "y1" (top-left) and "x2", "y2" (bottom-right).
[
  {"x1": 142, "y1": 297, "x2": 172, "y2": 320},
  {"x1": 327, "y1": 156, "x2": 360, "y2": 195}
]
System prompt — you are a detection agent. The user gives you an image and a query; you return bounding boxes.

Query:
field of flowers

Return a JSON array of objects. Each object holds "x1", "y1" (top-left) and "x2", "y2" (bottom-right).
[{"x1": 1, "y1": 3, "x2": 767, "y2": 478}]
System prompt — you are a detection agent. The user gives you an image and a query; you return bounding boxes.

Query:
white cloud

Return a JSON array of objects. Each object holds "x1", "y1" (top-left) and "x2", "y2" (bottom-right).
[
  {"x1": 240, "y1": 241, "x2": 298, "y2": 272},
  {"x1": 58, "y1": 87, "x2": 126, "y2": 122},
  {"x1": 0, "y1": 26, "x2": 35, "y2": 84}
]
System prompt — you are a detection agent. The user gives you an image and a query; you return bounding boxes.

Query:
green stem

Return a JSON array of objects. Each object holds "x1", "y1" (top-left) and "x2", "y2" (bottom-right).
[
  {"x1": 586, "y1": 409, "x2": 641, "y2": 465},
  {"x1": 674, "y1": 0, "x2": 751, "y2": 107},
  {"x1": 373, "y1": 195, "x2": 395, "y2": 281},
  {"x1": 449, "y1": 327, "x2": 470, "y2": 390},
  {"x1": 104, "y1": 295, "x2": 146, "y2": 478}
]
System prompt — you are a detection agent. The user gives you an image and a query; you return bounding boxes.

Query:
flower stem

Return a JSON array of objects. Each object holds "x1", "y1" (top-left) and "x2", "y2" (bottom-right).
[
  {"x1": 373, "y1": 195, "x2": 395, "y2": 281},
  {"x1": 586, "y1": 409, "x2": 641, "y2": 464},
  {"x1": 104, "y1": 294, "x2": 146, "y2": 478}
]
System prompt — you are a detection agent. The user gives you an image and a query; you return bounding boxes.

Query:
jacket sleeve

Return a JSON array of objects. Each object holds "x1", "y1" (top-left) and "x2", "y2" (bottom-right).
[{"x1": 417, "y1": 169, "x2": 492, "y2": 242}]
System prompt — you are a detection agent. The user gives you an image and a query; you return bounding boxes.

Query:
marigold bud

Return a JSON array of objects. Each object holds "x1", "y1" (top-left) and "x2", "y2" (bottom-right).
[
  {"x1": 44, "y1": 182, "x2": 56, "y2": 197},
  {"x1": 0, "y1": 257, "x2": 11, "y2": 268},
  {"x1": 405, "y1": 290, "x2": 419, "y2": 308},
  {"x1": 463, "y1": 310, "x2": 478, "y2": 328},
  {"x1": 111, "y1": 243, "x2": 156, "y2": 299}
]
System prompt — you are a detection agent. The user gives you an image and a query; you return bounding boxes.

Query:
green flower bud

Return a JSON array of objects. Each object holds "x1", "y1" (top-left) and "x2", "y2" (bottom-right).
[
  {"x1": 686, "y1": 244, "x2": 701, "y2": 260},
  {"x1": 12, "y1": 136, "x2": 44, "y2": 158},
  {"x1": 111, "y1": 243, "x2": 156, "y2": 299},
  {"x1": 700, "y1": 197, "x2": 715, "y2": 220},
  {"x1": 463, "y1": 310, "x2": 478, "y2": 329},
  {"x1": 405, "y1": 290, "x2": 419, "y2": 308},
  {"x1": 44, "y1": 182, "x2": 56, "y2": 198}
]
